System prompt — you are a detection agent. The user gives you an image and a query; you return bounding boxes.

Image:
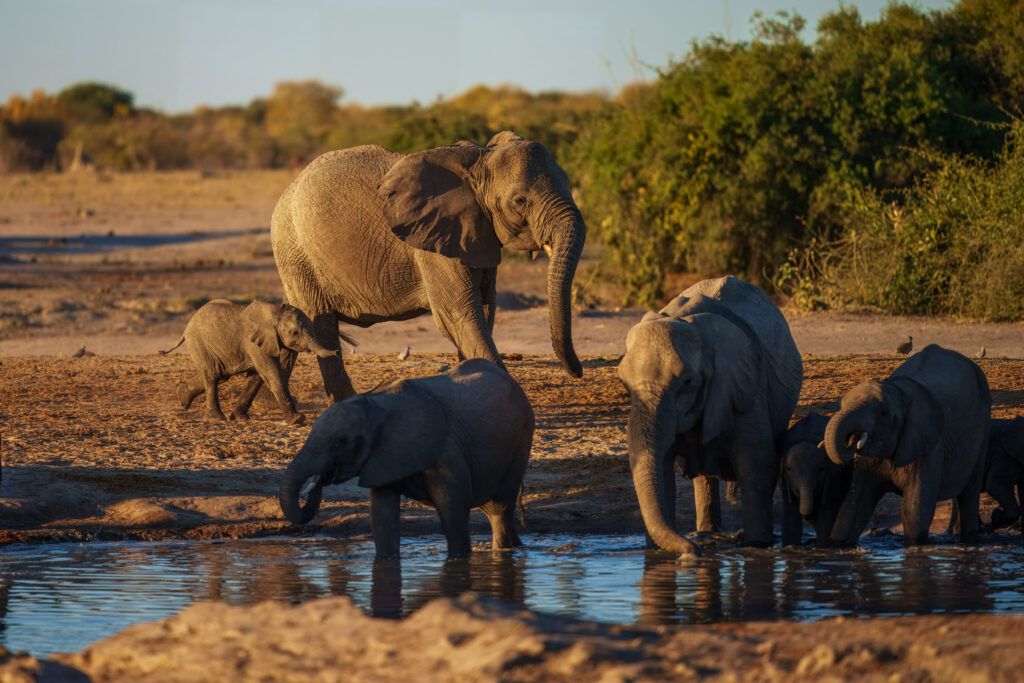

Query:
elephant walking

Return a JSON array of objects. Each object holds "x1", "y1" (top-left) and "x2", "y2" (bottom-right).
[
  {"x1": 825, "y1": 344, "x2": 991, "y2": 546},
  {"x1": 618, "y1": 276, "x2": 803, "y2": 554},
  {"x1": 279, "y1": 359, "x2": 533, "y2": 560},
  {"x1": 271, "y1": 131, "x2": 586, "y2": 403},
  {"x1": 161, "y1": 299, "x2": 340, "y2": 424}
]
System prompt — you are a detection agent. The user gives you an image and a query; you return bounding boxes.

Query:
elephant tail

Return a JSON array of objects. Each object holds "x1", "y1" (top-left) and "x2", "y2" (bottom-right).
[
  {"x1": 517, "y1": 484, "x2": 527, "y2": 532},
  {"x1": 159, "y1": 334, "x2": 186, "y2": 355}
]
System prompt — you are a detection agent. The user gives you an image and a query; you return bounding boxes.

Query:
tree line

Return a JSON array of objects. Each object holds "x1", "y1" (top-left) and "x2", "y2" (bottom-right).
[{"x1": 3, "y1": 0, "x2": 1022, "y2": 318}]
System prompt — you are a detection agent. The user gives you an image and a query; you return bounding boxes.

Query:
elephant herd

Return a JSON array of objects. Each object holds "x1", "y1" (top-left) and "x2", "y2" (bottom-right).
[{"x1": 163, "y1": 133, "x2": 1024, "y2": 560}]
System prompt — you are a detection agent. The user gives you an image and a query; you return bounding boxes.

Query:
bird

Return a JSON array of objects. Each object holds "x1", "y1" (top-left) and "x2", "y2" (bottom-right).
[
  {"x1": 396, "y1": 345, "x2": 411, "y2": 361},
  {"x1": 72, "y1": 345, "x2": 87, "y2": 358},
  {"x1": 896, "y1": 336, "x2": 913, "y2": 355},
  {"x1": 976, "y1": 345, "x2": 987, "y2": 359}
]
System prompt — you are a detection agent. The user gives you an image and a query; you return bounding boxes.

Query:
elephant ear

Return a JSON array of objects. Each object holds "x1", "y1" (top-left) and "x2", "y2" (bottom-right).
[
  {"x1": 357, "y1": 384, "x2": 450, "y2": 488},
  {"x1": 242, "y1": 301, "x2": 281, "y2": 357},
  {"x1": 487, "y1": 130, "x2": 524, "y2": 146},
  {"x1": 692, "y1": 314, "x2": 761, "y2": 444},
  {"x1": 378, "y1": 147, "x2": 501, "y2": 269},
  {"x1": 891, "y1": 378, "x2": 944, "y2": 468},
  {"x1": 1001, "y1": 416, "x2": 1024, "y2": 465}
]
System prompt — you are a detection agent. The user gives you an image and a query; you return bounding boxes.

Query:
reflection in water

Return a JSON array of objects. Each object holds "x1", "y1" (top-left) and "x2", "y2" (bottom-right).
[{"x1": 1, "y1": 534, "x2": 1023, "y2": 657}]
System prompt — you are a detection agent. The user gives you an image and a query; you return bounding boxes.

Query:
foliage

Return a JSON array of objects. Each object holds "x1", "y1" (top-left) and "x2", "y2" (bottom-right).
[{"x1": 802, "y1": 117, "x2": 1024, "y2": 320}]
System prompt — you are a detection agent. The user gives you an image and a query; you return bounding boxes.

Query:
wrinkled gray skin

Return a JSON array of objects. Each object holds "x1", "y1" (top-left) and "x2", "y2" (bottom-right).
[
  {"x1": 618, "y1": 276, "x2": 803, "y2": 555},
  {"x1": 271, "y1": 130, "x2": 586, "y2": 404},
  {"x1": 161, "y1": 300, "x2": 339, "y2": 424},
  {"x1": 825, "y1": 344, "x2": 990, "y2": 546},
  {"x1": 779, "y1": 412, "x2": 852, "y2": 546},
  {"x1": 985, "y1": 416, "x2": 1024, "y2": 534},
  {"x1": 279, "y1": 359, "x2": 534, "y2": 560}
]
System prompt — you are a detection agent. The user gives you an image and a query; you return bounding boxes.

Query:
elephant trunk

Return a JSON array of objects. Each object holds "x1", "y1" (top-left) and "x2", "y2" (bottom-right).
[
  {"x1": 302, "y1": 327, "x2": 340, "y2": 359},
  {"x1": 628, "y1": 396, "x2": 699, "y2": 556},
  {"x1": 798, "y1": 482, "x2": 815, "y2": 517},
  {"x1": 545, "y1": 209, "x2": 585, "y2": 379},
  {"x1": 279, "y1": 445, "x2": 330, "y2": 524},
  {"x1": 825, "y1": 407, "x2": 871, "y2": 465}
]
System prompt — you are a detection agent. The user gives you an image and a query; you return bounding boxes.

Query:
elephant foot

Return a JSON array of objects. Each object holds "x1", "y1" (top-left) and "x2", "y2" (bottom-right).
[
  {"x1": 175, "y1": 382, "x2": 196, "y2": 410},
  {"x1": 283, "y1": 412, "x2": 306, "y2": 426},
  {"x1": 204, "y1": 410, "x2": 227, "y2": 423},
  {"x1": 229, "y1": 408, "x2": 250, "y2": 422}
]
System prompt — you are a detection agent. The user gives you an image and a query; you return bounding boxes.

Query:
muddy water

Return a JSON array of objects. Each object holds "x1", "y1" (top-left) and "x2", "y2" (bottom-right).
[{"x1": 2, "y1": 533, "x2": 1023, "y2": 657}]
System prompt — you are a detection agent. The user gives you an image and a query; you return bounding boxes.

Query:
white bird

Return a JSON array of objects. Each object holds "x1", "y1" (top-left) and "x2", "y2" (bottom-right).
[
  {"x1": 976, "y1": 345, "x2": 987, "y2": 359},
  {"x1": 397, "y1": 346, "x2": 411, "y2": 361}
]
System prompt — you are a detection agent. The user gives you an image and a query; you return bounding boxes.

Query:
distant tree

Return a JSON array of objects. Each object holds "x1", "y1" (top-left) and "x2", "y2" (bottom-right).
[
  {"x1": 57, "y1": 82, "x2": 134, "y2": 121},
  {"x1": 264, "y1": 80, "x2": 344, "y2": 164}
]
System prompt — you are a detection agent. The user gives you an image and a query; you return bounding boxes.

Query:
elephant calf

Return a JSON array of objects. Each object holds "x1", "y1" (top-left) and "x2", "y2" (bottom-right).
[
  {"x1": 779, "y1": 412, "x2": 852, "y2": 546},
  {"x1": 825, "y1": 344, "x2": 991, "y2": 546},
  {"x1": 161, "y1": 299, "x2": 340, "y2": 424},
  {"x1": 985, "y1": 416, "x2": 1024, "y2": 535},
  {"x1": 279, "y1": 359, "x2": 534, "y2": 560}
]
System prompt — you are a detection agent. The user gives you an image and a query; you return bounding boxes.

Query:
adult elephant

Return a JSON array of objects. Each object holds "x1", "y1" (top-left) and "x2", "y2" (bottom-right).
[
  {"x1": 271, "y1": 131, "x2": 585, "y2": 402},
  {"x1": 618, "y1": 276, "x2": 803, "y2": 554}
]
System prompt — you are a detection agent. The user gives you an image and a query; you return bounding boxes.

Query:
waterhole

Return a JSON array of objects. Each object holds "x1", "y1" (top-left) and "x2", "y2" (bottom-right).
[{"x1": 2, "y1": 533, "x2": 1023, "y2": 657}]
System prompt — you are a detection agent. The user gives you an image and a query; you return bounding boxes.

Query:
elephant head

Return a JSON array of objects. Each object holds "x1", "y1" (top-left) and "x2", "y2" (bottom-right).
[
  {"x1": 986, "y1": 417, "x2": 1024, "y2": 528},
  {"x1": 618, "y1": 312, "x2": 760, "y2": 554},
  {"x1": 780, "y1": 416, "x2": 831, "y2": 518},
  {"x1": 377, "y1": 131, "x2": 585, "y2": 378},
  {"x1": 824, "y1": 378, "x2": 943, "y2": 467},
  {"x1": 279, "y1": 385, "x2": 448, "y2": 524},
  {"x1": 244, "y1": 301, "x2": 340, "y2": 360}
]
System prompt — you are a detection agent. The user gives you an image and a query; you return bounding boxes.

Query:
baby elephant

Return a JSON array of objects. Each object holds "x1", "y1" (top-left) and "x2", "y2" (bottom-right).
[
  {"x1": 986, "y1": 416, "x2": 1024, "y2": 534},
  {"x1": 161, "y1": 299, "x2": 339, "y2": 424},
  {"x1": 779, "y1": 412, "x2": 852, "y2": 545},
  {"x1": 279, "y1": 359, "x2": 534, "y2": 560}
]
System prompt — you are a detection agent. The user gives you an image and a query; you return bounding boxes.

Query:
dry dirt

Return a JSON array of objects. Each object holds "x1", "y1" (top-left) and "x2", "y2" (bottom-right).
[{"x1": 2, "y1": 170, "x2": 1024, "y2": 681}]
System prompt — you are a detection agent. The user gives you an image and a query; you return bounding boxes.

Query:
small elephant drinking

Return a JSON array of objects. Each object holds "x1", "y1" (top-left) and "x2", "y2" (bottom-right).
[
  {"x1": 985, "y1": 416, "x2": 1024, "y2": 535},
  {"x1": 161, "y1": 299, "x2": 340, "y2": 424},
  {"x1": 825, "y1": 344, "x2": 991, "y2": 546},
  {"x1": 279, "y1": 359, "x2": 534, "y2": 560},
  {"x1": 779, "y1": 412, "x2": 852, "y2": 546},
  {"x1": 618, "y1": 275, "x2": 803, "y2": 555}
]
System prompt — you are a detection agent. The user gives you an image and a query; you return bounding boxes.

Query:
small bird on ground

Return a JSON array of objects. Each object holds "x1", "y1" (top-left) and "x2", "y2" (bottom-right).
[
  {"x1": 72, "y1": 345, "x2": 87, "y2": 358},
  {"x1": 896, "y1": 336, "x2": 913, "y2": 355},
  {"x1": 397, "y1": 345, "x2": 411, "y2": 361},
  {"x1": 976, "y1": 345, "x2": 987, "y2": 359}
]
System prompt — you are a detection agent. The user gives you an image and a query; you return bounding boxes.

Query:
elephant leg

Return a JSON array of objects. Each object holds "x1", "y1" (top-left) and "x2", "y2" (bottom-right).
[
  {"x1": 202, "y1": 375, "x2": 226, "y2": 421},
  {"x1": 370, "y1": 486, "x2": 402, "y2": 561},
  {"x1": 427, "y1": 472, "x2": 473, "y2": 560},
  {"x1": 731, "y1": 424, "x2": 776, "y2": 547},
  {"x1": 480, "y1": 499, "x2": 520, "y2": 550},
  {"x1": 900, "y1": 480, "x2": 938, "y2": 546},
  {"x1": 176, "y1": 381, "x2": 203, "y2": 411},
  {"x1": 480, "y1": 267, "x2": 498, "y2": 333},
  {"x1": 693, "y1": 475, "x2": 721, "y2": 532},
  {"x1": 309, "y1": 311, "x2": 355, "y2": 403},
  {"x1": 418, "y1": 256, "x2": 504, "y2": 368},
  {"x1": 831, "y1": 468, "x2": 888, "y2": 545},
  {"x1": 481, "y1": 435, "x2": 529, "y2": 550},
  {"x1": 252, "y1": 354, "x2": 304, "y2": 425},
  {"x1": 230, "y1": 373, "x2": 262, "y2": 421},
  {"x1": 781, "y1": 499, "x2": 804, "y2": 546}
]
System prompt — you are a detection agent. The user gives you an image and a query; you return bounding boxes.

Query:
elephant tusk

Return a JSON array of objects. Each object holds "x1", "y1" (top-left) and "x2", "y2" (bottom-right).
[
  {"x1": 299, "y1": 474, "x2": 321, "y2": 499},
  {"x1": 817, "y1": 440, "x2": 826, "y2": 450},
  {"x1": 530, "y1": 250, "x2": 539, "y2": 260},
  {"x1": 856, "y1": 432, "x2": 869, "y2": 451},
  {"x1": 543, "y1": 243, "x2": 553, "y2": 258}
]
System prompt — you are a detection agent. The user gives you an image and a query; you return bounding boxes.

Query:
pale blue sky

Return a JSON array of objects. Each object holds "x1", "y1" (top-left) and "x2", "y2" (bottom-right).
[{"x1": 1, "y1": 0, "x2": 951, "y2": 113}]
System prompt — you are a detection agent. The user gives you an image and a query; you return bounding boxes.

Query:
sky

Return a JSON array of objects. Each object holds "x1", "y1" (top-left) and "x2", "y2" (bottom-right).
[{"x1": 1, "y1": 0, "x2": 952, "y2": 113}]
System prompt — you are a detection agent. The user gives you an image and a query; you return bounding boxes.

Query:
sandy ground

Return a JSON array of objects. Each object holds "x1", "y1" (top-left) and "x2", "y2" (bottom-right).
[{"x1": 2, "y1": 170, "x2": 1024, "y2": 680}]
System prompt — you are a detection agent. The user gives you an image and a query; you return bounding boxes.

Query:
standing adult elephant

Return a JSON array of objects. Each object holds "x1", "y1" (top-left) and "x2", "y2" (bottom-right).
[
  {"x1": 271, "y1": 131, "x2": 586, "y2": 402},
  {"x1": 618, "y1": 276, "x2": 803, "y2": 554}
]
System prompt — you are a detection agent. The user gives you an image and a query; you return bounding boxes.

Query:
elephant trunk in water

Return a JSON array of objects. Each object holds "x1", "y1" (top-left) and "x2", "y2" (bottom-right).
[
  {"x1": 825, "y1": 407, "x2": 872, "y2": 465},
  {"x1": 628, "y1": 394, "x2": 700, "y2": 556},
  {"x1": 544, "y1": 208, "x2": 585, "y2": 379},
  {"x1": 279, "y1": 444, "x2": 330, "y2": 524}
]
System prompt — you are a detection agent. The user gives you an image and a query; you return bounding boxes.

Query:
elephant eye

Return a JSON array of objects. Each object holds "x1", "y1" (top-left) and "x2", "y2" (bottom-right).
[{"x1": 512, "y1": 195, "x2": 528, "y2": 209}]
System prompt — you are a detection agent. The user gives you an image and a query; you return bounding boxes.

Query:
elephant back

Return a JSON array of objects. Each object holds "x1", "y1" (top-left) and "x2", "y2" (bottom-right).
[
  {"x1": 891, "y1": 345, "x2": 990, "y2": 422},
  {"x1": 664, "y1": 276, "x2": 802, "y2": 436}
]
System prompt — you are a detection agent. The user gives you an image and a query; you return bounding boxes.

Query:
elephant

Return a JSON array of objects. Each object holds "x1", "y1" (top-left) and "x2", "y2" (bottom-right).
[
  {"x1": 985, "y1": 416, "x2": 1024, "y2": 534},
  {"x1": 825, "y1": 344, "x2": 990, "y2": 546},
  {"x1": 160, "y1": 299, "x2": 341, "y2": 424},
  {"x1": 618, "y1": 275, "x2": 803, "y2": 555},
  {"x1": 270, "y1": 130, "x2": 586, "y2": 404},
  {"x1": 779, "y1": 412, "x2": 852, "y2": 545},
  {"x1": 278, "y1": 358, "x2": 534, "y2": 560}
]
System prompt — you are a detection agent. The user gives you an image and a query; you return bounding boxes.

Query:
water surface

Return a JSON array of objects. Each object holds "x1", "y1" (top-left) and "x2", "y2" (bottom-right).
[{"x1": 2, "y1": 533, "x2": 1023, "y2": 657}]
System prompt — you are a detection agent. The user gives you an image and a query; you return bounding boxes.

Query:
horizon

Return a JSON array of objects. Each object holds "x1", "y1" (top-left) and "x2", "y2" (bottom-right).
[{"x1": 1, "y1": 0, "x2": 951, "y2": 114}]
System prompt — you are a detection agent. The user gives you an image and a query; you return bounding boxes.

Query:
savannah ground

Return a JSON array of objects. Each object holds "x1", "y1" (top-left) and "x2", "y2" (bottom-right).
[{"x1": 2, "y1": 170, "x2": 1024, "y2": 680}]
